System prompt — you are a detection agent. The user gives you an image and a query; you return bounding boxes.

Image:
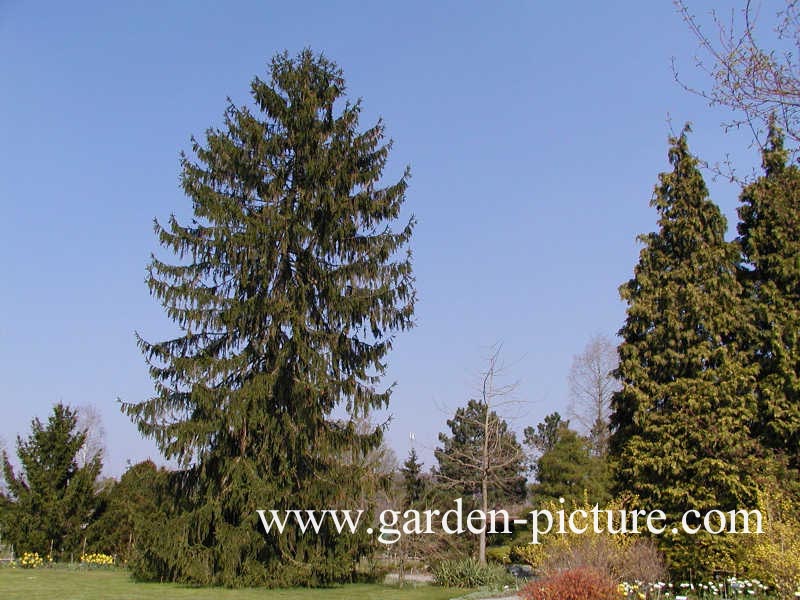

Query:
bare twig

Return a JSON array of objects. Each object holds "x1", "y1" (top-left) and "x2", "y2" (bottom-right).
[{"x1": 674, "y1": 0, "x2": 800, "y2": 158}]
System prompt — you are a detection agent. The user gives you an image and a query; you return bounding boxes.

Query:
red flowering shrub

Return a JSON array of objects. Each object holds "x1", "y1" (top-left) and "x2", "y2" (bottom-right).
[{"x1": 520, "y1": 567, "x2": 618, "y2": 600}]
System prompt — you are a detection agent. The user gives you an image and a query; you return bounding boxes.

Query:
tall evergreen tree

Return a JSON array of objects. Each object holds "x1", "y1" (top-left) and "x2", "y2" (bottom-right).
[
  {"x1": 609, "y1": 127, "x2": 760, "y2": 576},
  {"x1": 528, "y1": 418, "x2": 609, "y2": 505},
  {"x1": 524, "y1": 411, "x2": 566, "y2": 457},
  {"x1": 400, "y1": 448, "x2": 425, "y2": 509},
  {"x1": 1, "y1": 403, "x2": 102, "y2": 559},
  {"x1": 123, "y1": 49, "x2": 415, "y2": 586},
  {"x1": 532, "y1": 429, "x2": 608, "y2": 505},
  {"x1": 738, "y1": 121, "x2": 800, "y2": 470}
]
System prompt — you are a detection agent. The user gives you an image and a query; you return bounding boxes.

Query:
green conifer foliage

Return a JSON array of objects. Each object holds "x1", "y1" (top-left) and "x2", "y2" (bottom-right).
[
  {"x1": 524, "y1": 411, "x2": 566, "y2": 457},
  {"x1": 1, "y1": 403, "x2": 102, "y2": 559},
  {"x1": 86, "y1": 460, "x2": 168, "y2": 563},
  {"x1": 609, "y1": 127, "x2": 759, "y2": 576},
  {"x1": 738, "y1": 122, "x2": 800, "y2": 469},
  {"x1": 123, "y1": 49, "x2": 415, "y2": 586},
  {"x1": 400, "y1": 448, "x2": 425, "y2": 509},
  {"x1": 529, "y1": 421, "x2": 609, "y2": 505}
]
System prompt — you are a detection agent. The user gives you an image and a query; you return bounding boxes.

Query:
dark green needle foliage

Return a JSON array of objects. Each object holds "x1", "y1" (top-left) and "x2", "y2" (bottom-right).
[
  {"x1": 1, "y1": 403, "x2": 102, "y2": 559},
  {"x1": 123, "y1": 49, "x2": 415, "y2": 587},
  {"x1": 400, "y1": 448, "x2": 425, "y2": 509},
  {"x1": 609, "y1": 127, "x2": 759, "y2": 576},
  {"x1": 738, "y1": 121, "x2": 800, "y2": 470},
  {"x1": 527, "y1": 415, "x2": 609, "y2": 505},
  {"x1": 523, "y1": 411, "x2": 566, "y2": 458},
  {"x1": 86, "y1": 460, "x2": 169, "y2": 563}
]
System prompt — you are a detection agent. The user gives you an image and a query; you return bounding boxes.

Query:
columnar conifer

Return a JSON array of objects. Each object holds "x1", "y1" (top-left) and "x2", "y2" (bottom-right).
[
  {"x1": 738, "y1": 121, "x2": 800, "y2": 470},
  {"x1": 610, "y1": 127, "x2": 759, "y2": 575}
]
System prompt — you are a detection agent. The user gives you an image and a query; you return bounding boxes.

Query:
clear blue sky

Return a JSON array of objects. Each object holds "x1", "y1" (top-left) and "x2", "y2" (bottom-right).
[{"x1": 0, "y1": 1, "x2": 762, "y2": 476}]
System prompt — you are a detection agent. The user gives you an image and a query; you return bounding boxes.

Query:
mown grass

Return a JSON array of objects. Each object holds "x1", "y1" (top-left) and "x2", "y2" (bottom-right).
[{"x1": 0, "y1": 567, "x2": 464, "y2": 600}]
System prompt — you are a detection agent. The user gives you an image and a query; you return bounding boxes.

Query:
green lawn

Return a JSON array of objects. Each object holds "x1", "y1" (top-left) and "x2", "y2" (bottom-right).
[{"x1": 0, "y1": 568, "x2": 465, "y2": 600}]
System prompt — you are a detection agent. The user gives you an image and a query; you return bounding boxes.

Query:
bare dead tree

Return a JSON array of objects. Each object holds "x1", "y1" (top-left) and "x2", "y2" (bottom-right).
[
  {"x1": 674, "y1": 0, "x2": 800, "y2": 154},
  {"x1": 354, "y1": 416, "x2": 398, "y2": 479},
  {"x1": 0, "y1": 435, "x2": 6, "y2": 494},
  {"x1": 566, "y1": 334, "x2": 619, "y2": 458},
  {"x1": 333, "y1": 414, "x2": 397, "y2": 509},
  {"x1": 434, "y1": 347, "x2": 528, "y2": 564},
  {"x1": 75, "y1": 404, "x2": 105, "y2": 469}
]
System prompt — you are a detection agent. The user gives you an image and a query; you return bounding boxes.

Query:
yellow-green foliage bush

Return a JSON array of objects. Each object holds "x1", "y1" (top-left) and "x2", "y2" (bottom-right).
[
  {"x1": 509, "y1": 542, "x2": 545, "y2": 569},
  {"x1": 658, "y1": 529, "x2": 744, "y2": 580},
  {"x1": 744, "y1": 484, "x2": 800, "y2": 598},
  {"x1": 652, "y1": 473, "x2": 800, "y2": 588}
]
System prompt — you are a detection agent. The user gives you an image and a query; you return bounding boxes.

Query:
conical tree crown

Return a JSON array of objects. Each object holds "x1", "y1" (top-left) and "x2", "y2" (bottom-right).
[
  {"x1": 400, "y1": 448, "x2": 425, "y2": 508},
  {"x1": 738, "y1": 121, "x2": 800, "y2": 465},
  {"x1": 610, "y1": 128, "x2": 759, "y2": 576},
  {"x1": 1, "y1": 403, "x2": 101, "y2": 558},
  {"x1": 123, "y1": 49, "x2": 415, "y2": 587}
]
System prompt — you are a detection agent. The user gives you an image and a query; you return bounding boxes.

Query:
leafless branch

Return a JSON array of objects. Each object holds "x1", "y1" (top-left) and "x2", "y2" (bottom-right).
[
  {"x1": 674, "y1": 0, "x2": 800, "y2": 157},
  {"x1": 566, "y1": 334, "x2": 619, "y2": 457}
]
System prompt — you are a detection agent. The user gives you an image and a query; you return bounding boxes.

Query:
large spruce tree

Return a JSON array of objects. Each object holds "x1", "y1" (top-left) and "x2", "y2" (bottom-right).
[
  {"x1": 123, "y1": 49, "x2": 415, "y2": 587},
  {"x1": 738, "y1": 122, "x2": 800, "y2": 470},
  {"x1": 609, "y1": 127, "x2": 759, "y2": 576}
]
